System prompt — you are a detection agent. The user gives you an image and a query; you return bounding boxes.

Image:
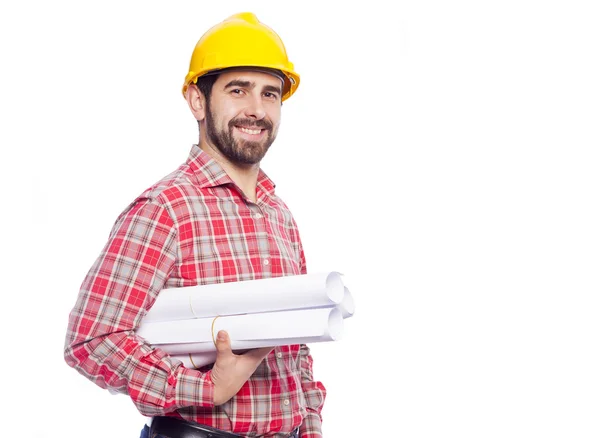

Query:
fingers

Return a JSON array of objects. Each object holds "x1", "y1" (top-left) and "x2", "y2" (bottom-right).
[
  {"x1": 215, "y1": 330, "x2": 232, "y2": 356},
  {"x1": 215, "y1": 330, "x2": 272, "y2": 363}
]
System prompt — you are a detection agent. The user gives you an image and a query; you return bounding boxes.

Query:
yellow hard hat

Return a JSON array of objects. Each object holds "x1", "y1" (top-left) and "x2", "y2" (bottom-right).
[{"x1": 182, "y1": 12, "x2": 300, "y2": 101}]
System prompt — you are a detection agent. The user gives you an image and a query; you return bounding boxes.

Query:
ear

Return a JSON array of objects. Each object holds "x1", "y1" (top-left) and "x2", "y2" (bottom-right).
[{"x1": 186, "y1": 83, "x2": 207, "y2": 121}]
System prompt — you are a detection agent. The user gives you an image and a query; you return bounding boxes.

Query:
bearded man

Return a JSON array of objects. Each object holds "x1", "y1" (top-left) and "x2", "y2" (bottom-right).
[{"x1": 64, "y1": 12, "x2": 326, "y2": 438}]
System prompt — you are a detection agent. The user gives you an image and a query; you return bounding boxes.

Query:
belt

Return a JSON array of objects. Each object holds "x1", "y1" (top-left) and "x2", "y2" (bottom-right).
[{"x1": 150, "y1": 416, "x2": 300, "y2": 438}]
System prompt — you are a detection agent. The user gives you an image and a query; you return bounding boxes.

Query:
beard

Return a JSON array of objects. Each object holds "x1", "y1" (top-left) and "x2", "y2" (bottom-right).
[{"x1": 205, "y1": 106, "x2": 277, "y2": 166}]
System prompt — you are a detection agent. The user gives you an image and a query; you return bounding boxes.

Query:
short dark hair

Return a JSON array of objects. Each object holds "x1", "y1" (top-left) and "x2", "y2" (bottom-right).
[{"x1": 194, "y1": 74, "x2": 219, "y2": 102}]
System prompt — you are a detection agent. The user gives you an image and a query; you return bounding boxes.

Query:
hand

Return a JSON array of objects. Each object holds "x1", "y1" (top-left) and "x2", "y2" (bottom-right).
[{"x1": 210, "y1": 330, "x2": 272, "y2": 406}]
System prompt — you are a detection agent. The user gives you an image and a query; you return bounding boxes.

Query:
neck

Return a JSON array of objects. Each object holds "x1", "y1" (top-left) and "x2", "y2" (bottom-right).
[{"x1": 198, "y1": 141, "x2": 261, "y2": 203}]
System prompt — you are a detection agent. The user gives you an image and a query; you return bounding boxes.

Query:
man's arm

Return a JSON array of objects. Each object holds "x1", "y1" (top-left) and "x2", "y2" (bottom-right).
[{"x1": 63, "y1": 198, "x2": 215, "y2": 415}]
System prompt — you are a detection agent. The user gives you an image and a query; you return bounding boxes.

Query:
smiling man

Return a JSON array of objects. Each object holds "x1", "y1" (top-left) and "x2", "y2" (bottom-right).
[
  {"x1": 190, "y1": 68, "x2": 284, "y2": 201},
  {"x1": 64, "y1": 12, "x2": 326, "y2": 438},
  {"x1": 202, "y1": 69, "x2": 282, "y2": 163}
]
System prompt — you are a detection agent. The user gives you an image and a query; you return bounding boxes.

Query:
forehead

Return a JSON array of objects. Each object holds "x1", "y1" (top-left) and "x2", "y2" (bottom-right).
[{"x1": 214, "y1": 70, "x2": 283, "y2": 90}]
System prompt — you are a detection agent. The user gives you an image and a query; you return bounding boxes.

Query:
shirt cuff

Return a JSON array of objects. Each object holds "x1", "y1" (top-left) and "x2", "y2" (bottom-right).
[
  {"x1": 173, "y1": 366, "x2": 215, "y2": 408},
  {"x1": 299, "y1": 411, "x2": 323, "y2": 438}
]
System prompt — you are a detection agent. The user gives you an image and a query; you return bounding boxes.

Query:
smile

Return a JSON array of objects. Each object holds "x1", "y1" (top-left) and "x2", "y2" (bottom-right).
[{"x1": 237, "y1": 126, "x2": 263, "y2": 135}]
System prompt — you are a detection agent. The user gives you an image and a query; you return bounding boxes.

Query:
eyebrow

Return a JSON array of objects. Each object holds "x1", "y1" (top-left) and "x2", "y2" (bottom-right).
[
  {"x1": 224, "y1": 80, "x2": 282, "y2": 96},
  {"x1": 263, "y1": 84, "x2": 282, "y2": 95}
]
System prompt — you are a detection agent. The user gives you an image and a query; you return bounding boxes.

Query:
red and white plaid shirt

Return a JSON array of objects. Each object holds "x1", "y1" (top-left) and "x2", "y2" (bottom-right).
[{"x1": 64, "y1": 145, "x2": 326, "y2": 437}]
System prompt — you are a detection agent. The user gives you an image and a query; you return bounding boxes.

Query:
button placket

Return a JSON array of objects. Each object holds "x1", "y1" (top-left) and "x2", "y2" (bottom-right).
[{"x1": 251, "y1": 201, "x2": 274, "y2": 277}]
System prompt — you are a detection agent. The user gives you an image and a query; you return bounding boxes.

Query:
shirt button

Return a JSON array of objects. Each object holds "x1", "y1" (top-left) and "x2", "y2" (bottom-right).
[
  {"x1": 254, "y1": 213, "x2": 262, "y2": 219},
  {"x1": 263, "y1": 259, "x2": 270, "y2": 265},
  {"x1": 276, "y1": 352, "x2": 283, "y2": 359},
  {"x1": 283, "y1": 399, "x2": 290, "y2": 406}
]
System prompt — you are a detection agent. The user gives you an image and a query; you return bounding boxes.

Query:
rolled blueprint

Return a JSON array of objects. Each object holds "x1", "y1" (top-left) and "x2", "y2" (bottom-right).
[
  {"x1": 338, "y1": 287, "x2": 355, "y2": 318},
  {"x1": 173, "y1": 352, "x2": 216, "y2": 369},
  {"x1": 142, "y1": 271, "x2": 345, "y2": 323},
  {"x1": 168, "y1": 300, "x2": 353, "y2": 369},
  {"x1": 138, "y1": 307, "x2": 344, "y2": 354}
]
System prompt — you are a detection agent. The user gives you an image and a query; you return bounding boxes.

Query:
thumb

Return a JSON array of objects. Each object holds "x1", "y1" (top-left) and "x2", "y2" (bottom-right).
[{"x1": 215, "y1": 330, "x2": 232, "y2": 355}]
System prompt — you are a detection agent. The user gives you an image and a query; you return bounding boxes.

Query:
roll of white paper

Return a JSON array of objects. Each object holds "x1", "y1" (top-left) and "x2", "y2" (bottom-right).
[
  {"x1": 138, "y1": 307, "x2": 343, "y2": 351},
  {"x1": 172, "y1": 352, "x2": 217, "y2": 369},
  {"x1": 142, "y1": 271, "x2": 345, "y2": 323}
]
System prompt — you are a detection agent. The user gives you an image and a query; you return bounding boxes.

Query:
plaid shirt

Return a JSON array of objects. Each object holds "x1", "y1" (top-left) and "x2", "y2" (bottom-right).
[{"x1": 64, "y1": 145, "x2": 326, "y2": 437}]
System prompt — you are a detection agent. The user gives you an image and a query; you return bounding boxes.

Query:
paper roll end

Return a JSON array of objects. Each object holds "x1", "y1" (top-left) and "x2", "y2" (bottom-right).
[
  {"x1": 326, "y1": 272, "x2": 345, "y2": 304},
  {"x1": 328, "y1": 307, "x2": 344, "y2": 341},
  {"x1": 341, "y1": 287, "x2": 355, "y2": 318}
]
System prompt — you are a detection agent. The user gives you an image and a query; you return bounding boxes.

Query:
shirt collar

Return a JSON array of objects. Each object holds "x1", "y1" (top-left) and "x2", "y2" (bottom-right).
[{"x1": 186, "y1": 144, "x2": 276, "y2": 196}]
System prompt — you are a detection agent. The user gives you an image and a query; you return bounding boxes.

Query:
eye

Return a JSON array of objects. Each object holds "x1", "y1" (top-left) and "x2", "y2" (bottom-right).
[
  {"x1": 263, "y1": 92, "x2": 280, "y2": 101},
  {"x1": 230, "y1": 89, "x2": 244, "y2": 95}
]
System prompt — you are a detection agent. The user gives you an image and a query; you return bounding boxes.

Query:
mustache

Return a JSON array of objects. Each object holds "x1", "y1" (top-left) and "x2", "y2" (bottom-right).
[{"x1": 229, "y1": 118, "x2": 273, "y2": 131}]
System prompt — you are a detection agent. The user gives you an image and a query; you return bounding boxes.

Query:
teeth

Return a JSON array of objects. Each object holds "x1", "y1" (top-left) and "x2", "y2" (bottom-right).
[{"x1": 239, "y1": 127, "x2": 261, "y2": 135}]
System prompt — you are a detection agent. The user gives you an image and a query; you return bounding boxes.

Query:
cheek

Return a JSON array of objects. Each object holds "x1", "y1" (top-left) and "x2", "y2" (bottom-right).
[
  {"x1": 267, "y1": 107, "x2": 282, "y2": 126},
  {"x1": 220, "y1": 101, "x2": 245, "y2": 120},
  {"x1": 216, "y1": 113, "x2": 237, "y2": 132},
  {"x1": 211, "y1": 102, "x2": 238, "y2": 127}
]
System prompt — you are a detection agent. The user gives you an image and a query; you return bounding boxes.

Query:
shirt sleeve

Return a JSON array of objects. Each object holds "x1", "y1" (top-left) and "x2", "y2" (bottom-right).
[
  {"x1": 298, "y1": 344, "x2": 327, "y2": 438},
  {"x1": 63, "y1": 198, "x2": 215, "y2": 416}
]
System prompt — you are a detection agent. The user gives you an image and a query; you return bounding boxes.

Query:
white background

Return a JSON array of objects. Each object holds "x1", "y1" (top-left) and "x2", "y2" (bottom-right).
[{"x1": 1, "y1": 0, "x2": 599, "y2": 437}]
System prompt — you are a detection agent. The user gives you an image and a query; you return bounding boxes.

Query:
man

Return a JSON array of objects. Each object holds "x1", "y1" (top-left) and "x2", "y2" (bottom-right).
[{"x1": 64, "y1": 12, "x2": 326, "y2": 438}]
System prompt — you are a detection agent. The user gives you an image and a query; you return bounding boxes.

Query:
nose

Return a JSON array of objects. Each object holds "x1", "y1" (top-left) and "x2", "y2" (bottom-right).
[{"x1": 243, "y1": 95, "x2": 266, "y2": 120}]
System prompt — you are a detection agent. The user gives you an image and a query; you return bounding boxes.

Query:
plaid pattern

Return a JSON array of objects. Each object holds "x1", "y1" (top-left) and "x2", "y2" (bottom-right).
[{"x1": 64, "y1": 145, "x2": 326, "y2": 437}]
